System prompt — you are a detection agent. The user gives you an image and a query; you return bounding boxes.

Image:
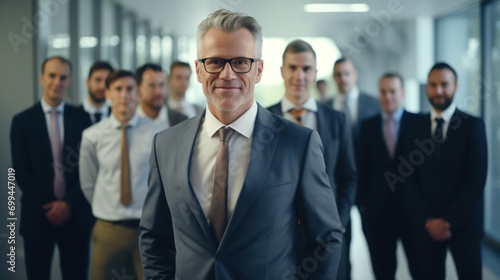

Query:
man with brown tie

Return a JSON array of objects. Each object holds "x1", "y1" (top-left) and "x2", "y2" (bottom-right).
[
  {"x1": 79, "y1": 70, "x2": 163, "y2": 280},
  {"x1": 140, "y1": 10, "x2": 344, "y2": 279},
  {"x1": 10, "y1": 56, "x2": 92, "y2": 280}
]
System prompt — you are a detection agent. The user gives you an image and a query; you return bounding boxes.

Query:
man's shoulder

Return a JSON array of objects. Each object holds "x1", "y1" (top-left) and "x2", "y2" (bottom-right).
[{"x1": 13, "y1": 103, "x2": 41, "y2": 121}]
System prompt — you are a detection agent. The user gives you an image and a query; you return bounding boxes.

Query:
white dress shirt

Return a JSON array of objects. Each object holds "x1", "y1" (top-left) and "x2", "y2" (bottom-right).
[
  {"x1": 281, "y1": 95, "x2": 318, "y2": 130},
  {"x1": 168, "y1": 96, "x2": 199, "y2": 118},
  {"x1": 79, "y1": 113, "x2": 164, "y2": 220},
  {"x1": 334, "y1": 86, "x2": 360, "y2": 125},
  {"x1": 431, "y1": 103, "x2": 456, "y2": 140},
  {"x1": 136, "y1": 104, "x2": 170, "y2": 129},
  {"x1": 83, "y1": 97, "x2": 110, "y2": 123},
  {"x1": 41, "y1": 98, "x2": 64, "y2": 143},
  {"x1": 190, "y1": 102, "x2": 256, "y2": 224}
]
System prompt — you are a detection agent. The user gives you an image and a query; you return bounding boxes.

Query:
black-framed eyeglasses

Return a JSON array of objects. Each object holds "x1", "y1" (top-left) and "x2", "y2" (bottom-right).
[{"x1": 197, "y1": 57, "x2": 260, "y2": 74}]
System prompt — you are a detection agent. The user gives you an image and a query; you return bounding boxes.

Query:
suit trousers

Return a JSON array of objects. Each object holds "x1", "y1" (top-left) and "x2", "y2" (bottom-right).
[
  {"x1": 23, "y1": 218, "x2": 91, "y2": 280},
  {"x1": 91, "y1": 219, "x2": 143, "y2": 280},
  {"x1": 360, "y1": 203, "x2": 418, "y2": 280},
  {"x1": 337, "y1": 221, "x2": 351, "y2": 280},
  {"x1": 413, "y1": 228, "x2": 482, "y2": 280}
]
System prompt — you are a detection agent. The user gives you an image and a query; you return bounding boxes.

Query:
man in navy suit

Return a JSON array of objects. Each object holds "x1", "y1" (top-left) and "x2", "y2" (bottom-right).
[
  {"x1": 10, "y1": 56, "x2": 93, "y2": 280},
  {"x1": 357, "y1": 73, "x2": 418, "y2": 280},
  {"x1": 404, "y1": 62, "x2": 487, "y2": 280},
  {"x1": 266, "y1": 40, "x2": 356, "y2": 271},
  {"x1": 140, "y1": 10, "x2": 343, "y2": 279}
]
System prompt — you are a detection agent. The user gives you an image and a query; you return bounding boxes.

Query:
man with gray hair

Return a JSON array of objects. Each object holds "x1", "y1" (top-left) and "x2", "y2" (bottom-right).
[{"x1": 140, "y1": 9, "x2": 343, "y2": 279}]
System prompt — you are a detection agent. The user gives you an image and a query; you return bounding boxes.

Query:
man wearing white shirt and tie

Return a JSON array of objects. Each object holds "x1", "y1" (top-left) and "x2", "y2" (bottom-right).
[{"x1": 80, "y1": 70, "x2": 164, "y2": 280}]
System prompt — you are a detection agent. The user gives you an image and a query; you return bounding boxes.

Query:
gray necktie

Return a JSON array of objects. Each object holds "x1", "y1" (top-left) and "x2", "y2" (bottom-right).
[
  {"x1": 210, "y1": 127, "x2": 234, "y2": 245},
  {"x1": 343, "y1": 98, "x2": 352, "y2": 127},
  {"x1": 50, "y1": 109, "x2": 65, "y2": 199}
]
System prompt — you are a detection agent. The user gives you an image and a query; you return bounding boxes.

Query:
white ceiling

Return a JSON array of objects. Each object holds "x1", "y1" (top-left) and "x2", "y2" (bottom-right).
[{"x1": 115, "y1": 0, "x2": 479, "y2": 39}]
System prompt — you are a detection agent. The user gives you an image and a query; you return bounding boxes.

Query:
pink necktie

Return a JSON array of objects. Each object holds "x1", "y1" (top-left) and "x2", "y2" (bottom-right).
[
  {"x1": 385, "y1": 118, "x2": 395, "y2": 158},
  {"x1": 50, "y1": 109, "x2": 66, "y2": 199}
]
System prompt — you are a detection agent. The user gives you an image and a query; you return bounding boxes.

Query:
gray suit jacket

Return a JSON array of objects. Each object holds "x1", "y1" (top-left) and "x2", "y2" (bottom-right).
[{"x1": 140, "y1": 104, "x2": 343, "y2": 279}]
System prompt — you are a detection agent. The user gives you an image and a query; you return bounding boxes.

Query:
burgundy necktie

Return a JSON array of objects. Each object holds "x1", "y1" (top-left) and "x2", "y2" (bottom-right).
[
  {"x1": 210, "y1": 127, "x2": 234, "y2": 245},
  {"x1": 50, "y1": 109, "x2": 66, "y2": 199}
]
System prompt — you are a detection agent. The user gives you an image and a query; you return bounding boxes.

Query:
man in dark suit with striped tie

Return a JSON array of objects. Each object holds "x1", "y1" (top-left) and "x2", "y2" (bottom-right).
[
  {"x1": 267, "y1": 39, "x2": 357, "y2": 279},
  {"x1": 357, "y1": 73, "x2": 418, "y2": 280},
  {"x1": 10, "y1": 56, "x2": 93, "y2": 280}
]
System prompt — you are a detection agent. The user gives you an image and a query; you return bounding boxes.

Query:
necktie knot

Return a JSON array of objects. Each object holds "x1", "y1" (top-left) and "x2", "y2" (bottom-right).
[
  {"x1": 289, "y1": 108, "x2": 306, "y2": 124},
  {"x1": 218, "y1": 127, "x2": 235, "y2": 143},
  {"x1": 435, "y1": 117, "x2": 445, "y2": 127},
  {"x1": 94, "y1": 112, "x2": 102, "y2": 123}
]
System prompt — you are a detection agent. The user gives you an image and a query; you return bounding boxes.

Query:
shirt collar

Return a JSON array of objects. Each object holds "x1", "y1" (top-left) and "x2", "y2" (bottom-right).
[
  {"x1": 431, "y1": 103, "x2": 456, "y2": 123},
  {"x1": 281, "y1": 95, "x2": 318, "y2": 113},
  {"x1": 136, "y1": 104, "x2": 168, "y2": 122},
  {"x1": 41, "y1": 98, "x2": 65, "y2": 114},
  {"x1": 83, "y1": 96, "x2": 109, "y2": 114},
  {"x1": 383, "y1": 106, "x2": 404, "y2": 122},
  {"x1": 109, "y1": 112, "x2": 140, "y2": 129},
  {"x1": 204, "y1": 101, "x2": 257, "y2": 139},
  {"x1": 339, "y1": 85, "x2": 359, "y2": 101},
  {"x1": 168, "y1": 96, "x2": 185, "y2": 109}
]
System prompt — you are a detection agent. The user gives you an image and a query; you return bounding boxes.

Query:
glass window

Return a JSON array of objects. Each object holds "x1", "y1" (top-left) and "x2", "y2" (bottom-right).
[
  {"x1": 136, "y1": 21, "x2": 149, "y2": 68},
  {"x1": 122, "y1": 13, "x2": 134, "y2": 70},
  {"x1": 78, "y1": 0, "x2": 97, "y2": 102},
  {"x1": 484, "y1": 0, "x2": 500, "y2": 245},
  {"x1": 101, "y1": 0, "x2": 119, "y2": 68},
  {"x1": 436, "y1": 5, "x2": 481, "y2": 116},
  {"x1": 46, "y1": 0, "x2": 70, "y2": 58}
]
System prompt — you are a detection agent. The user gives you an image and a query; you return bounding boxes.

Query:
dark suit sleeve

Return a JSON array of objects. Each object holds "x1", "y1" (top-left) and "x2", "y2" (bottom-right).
[
  {"x1": 140, "y1": 134, "x2": 176, "y2": 279},
  {"x1": 356, "y1": 120, "x2": 370, "y2": 211},
  {"x1": 443, "y1": 118, "x2": 487, "y2": 229},
  {"x1": 61, "y1": 110, "x2": 91, "y2": 208},
  {"x1": 333, "y1": 112, "x2": 357, "y2": 225},
  {"x1": 10, "y1": 115, "x2": 39, "y2": 201},
  {"x1": 298, "y1": 130, "x2": 344, "y2": 279}
]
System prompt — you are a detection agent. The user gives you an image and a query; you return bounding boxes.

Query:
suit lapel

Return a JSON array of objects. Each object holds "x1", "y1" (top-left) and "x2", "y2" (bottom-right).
[
  {"x1": 33, "y1": 103, "x2": 53, "y2": 161},
  {"x1": 176, "y1": 112, "x2": 216, "y2": 244},
  {"x1": 220, "y1": 106, "x2": 280, "y2": 246},
  {"x1": 316, "y1": 104, "x2": 331, "y2": 143}
]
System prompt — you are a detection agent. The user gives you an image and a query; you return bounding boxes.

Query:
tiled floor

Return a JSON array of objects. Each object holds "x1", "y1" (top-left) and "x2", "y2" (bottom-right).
[
  {"x1": 4, "y1": 209, "x2": 499, "y2": 280},
  {"x1": 350, "y1": 208, "x2": 500, "y2": 280}
]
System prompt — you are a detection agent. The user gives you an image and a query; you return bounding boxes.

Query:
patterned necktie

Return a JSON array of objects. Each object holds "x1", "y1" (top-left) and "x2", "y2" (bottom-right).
[
  {"x1": 385, "y1": 118, "x2": 396, "y2": 158},
  {"x1": 50, "y1": 109, "x2": 66, "y2": 199},
  {"x1": 289, "y1": 108, "x2": 306, "y2": 125},
  {"x1": 120, "y1": 125, "x2": 131, "y2": 206},
  {"x1": 210, "y1": 127, "x2": 235, "y2": 245}
]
